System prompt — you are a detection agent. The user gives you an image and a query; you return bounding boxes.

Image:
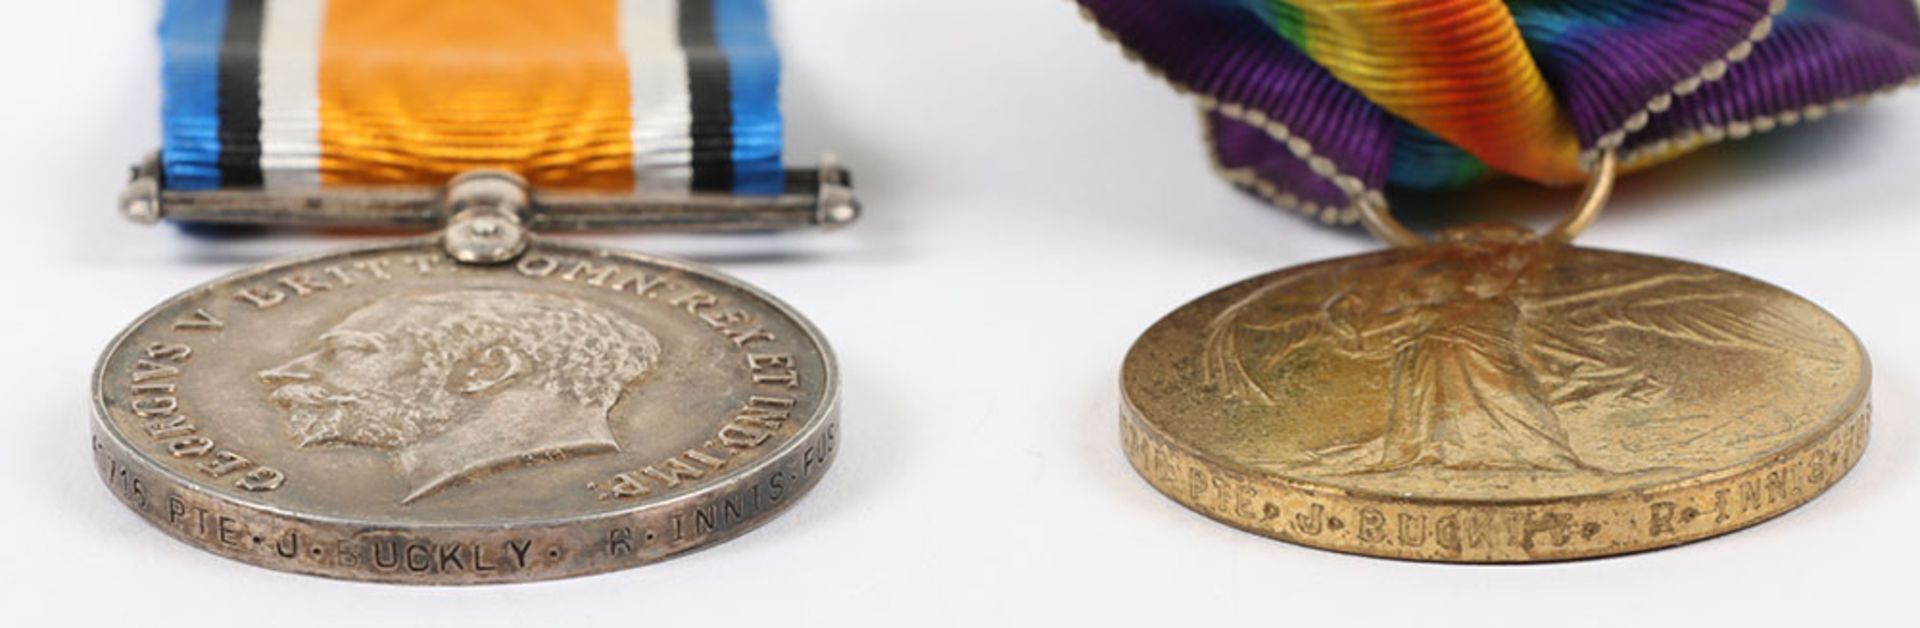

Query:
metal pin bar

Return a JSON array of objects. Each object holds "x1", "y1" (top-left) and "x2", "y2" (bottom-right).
[{"x1": 118, "y1": 153, "x2": 860, "y2": 233}]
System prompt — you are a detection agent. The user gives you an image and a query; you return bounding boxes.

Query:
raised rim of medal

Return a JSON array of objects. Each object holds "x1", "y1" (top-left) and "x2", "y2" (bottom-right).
[
  {"x1": 1118, "y1": 246, "x2": 1872, "y2": 508},
  {"x1": 89, "y1": 237, "x2": 841, "y2": 529}
]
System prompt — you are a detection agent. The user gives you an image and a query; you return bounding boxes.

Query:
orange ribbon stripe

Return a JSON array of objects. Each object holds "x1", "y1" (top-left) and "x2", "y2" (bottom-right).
[{"x1": 317, "y1": 0, "x2": 637, "y2": 189}]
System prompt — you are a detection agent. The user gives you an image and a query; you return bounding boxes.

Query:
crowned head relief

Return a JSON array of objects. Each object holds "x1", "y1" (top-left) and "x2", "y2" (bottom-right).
[{"x1": 257, "y1": 290, "x2": 662, "y2": 503}]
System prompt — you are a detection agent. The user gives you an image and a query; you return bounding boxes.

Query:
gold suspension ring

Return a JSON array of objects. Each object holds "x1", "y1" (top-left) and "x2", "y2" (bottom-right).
[{"x1": 1357, "y1": 149, "x2": 1619, "y2": 248}]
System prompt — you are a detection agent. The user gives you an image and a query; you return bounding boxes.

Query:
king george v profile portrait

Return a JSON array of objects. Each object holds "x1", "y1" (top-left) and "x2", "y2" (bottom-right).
[{"x1": 256, "y1": 289, "x2": 662, "y2": 503}]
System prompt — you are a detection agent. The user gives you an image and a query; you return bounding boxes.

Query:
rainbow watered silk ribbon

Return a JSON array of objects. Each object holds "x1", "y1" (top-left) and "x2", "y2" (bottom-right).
[
  {"x1": 160, "y1": 0, "x2": 782, "y2": 195},
  {"x1": 1078, "y1": 0, "x2": 1920, "y2": 224}
]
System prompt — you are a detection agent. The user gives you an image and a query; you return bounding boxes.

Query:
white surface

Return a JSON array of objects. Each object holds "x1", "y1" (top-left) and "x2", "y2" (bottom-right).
[{"x1": 3, "y1": 0, "x2": 1917, "y2": 625}]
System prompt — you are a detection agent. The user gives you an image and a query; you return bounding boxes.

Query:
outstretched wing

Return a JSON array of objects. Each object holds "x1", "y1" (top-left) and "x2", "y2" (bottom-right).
[
  {"x1": 1204, "y1": 304, "x2": 1330, "y2": 405},
  {"x1": 1526, "y1": 270, "x2": 1844, "y2": 359},
  {"x1": 1201, "y1": 268, "x2": 1377, "y2": 405}
]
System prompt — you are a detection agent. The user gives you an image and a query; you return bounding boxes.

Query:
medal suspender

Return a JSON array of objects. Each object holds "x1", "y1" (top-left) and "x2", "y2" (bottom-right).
[
  {"x1": 94, "y1": 0, "x2": 848, "y2": 583},
  {"x1": 127, "y1": 0, "x2": 856, "y2": 238},
  {"x1": 1081, "y1": 0, "x2": 1911, "y2": 562}
]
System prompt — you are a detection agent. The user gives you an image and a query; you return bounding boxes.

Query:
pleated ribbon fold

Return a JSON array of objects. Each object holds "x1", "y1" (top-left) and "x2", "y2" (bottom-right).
[{"x1": 1078, "y1": 0, "x2": 1920, "y2": 223}]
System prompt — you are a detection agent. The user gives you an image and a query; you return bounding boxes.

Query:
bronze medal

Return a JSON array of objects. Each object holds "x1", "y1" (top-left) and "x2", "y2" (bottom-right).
[{"x1": 1120, "y1": 154, "x2": 1870, "y2": 561}]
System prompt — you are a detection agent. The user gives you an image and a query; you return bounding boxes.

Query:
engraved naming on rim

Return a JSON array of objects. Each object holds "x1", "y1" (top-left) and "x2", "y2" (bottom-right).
[{"x1": 1121, "y1": 231, "x2": 1870, "y2": 562}]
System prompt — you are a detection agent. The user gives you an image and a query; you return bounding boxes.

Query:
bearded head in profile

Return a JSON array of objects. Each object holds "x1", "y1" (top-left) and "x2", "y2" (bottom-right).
[{"x1": 256, "y1": 289, "x2": 662, "y2": 503}]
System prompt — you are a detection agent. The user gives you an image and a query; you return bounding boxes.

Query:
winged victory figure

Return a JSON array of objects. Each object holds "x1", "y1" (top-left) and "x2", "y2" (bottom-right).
[{"x1": 1204, "y1": 225, "x2": 1843, "y2": 475}]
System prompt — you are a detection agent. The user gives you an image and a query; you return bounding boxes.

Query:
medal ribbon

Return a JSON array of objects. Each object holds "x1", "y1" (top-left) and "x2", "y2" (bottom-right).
[
  {"x1": 1078, "y1": 0, "x2": 1920, "y2": 224},
  {"x1": 159, "y1": 0, "x2": 783, "y2": 195}
]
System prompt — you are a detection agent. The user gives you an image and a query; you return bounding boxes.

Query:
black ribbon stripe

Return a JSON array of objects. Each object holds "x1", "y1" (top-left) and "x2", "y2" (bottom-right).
[
  {"x1": 680, "y1": 0, "x2": 735, "y2": 192},
  {"x1": 216, "y1": 0, "x2": 265, "y2": 187}
]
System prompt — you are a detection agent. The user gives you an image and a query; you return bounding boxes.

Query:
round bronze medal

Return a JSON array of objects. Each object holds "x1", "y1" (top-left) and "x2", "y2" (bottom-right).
[
  {"x1": 1121, "y1": 226, "x2": 1870, "y2": 562},
  {"x1": 91, "y1": 238, "x2": 839, "y2": 583}
]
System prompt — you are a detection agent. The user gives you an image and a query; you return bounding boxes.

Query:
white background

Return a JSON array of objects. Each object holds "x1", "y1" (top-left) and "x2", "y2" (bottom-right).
[{"x1": 3, "y1": 1, "x2": 1917, "y2": 625}]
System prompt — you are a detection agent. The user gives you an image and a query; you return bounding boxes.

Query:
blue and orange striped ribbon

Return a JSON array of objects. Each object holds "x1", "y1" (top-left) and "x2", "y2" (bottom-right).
[{"x1": 159, "y1": 0, "x2": 784, "y2": 195}]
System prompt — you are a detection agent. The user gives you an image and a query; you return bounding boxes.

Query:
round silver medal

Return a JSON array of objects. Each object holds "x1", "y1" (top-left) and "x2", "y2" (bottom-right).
[{"x1": 91, "y1": 237, "x2": 839, "y2": 584}]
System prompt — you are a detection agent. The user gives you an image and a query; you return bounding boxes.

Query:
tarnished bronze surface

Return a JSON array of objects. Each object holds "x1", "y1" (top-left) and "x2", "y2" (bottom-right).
[
  {"x1": 91, "y1": 238, "x2": 838, "y2": 583},
  {"x1": 1122, "y1": 225, "x2": 1870, "y2": 562}
]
